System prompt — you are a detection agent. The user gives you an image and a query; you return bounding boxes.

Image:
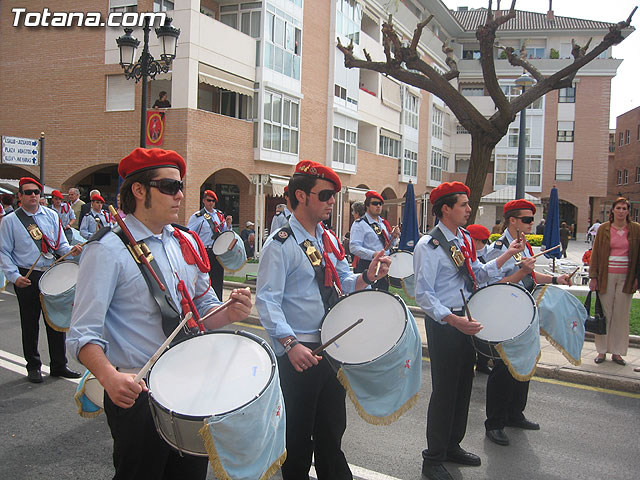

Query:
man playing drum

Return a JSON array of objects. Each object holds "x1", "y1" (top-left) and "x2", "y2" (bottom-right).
[
  {"x1": 0, "y1": 177, "x2": 83, "y2": 383},
  {"x1": 188, "y1": 189, "x2": 229, "y2": 300},
  {"x1": 349, "y1": 190, "x2": 400, "y2": 291},
  {"x1": 256, "y1": 160, "x2": 390, "y2": 480},
  {"x1": 483, "y1": 199, "x2": 571, "y2": 447},
  {"x1": 413, "y1": 182, "x2": 525, "y2": 480},
  {"x1": 67, "y1": 148, "x2": 252, "y2": 480},
  {"x1": 50, "y1": 190, "x2": 76, "y2": 242},
  {"x1": 79, "y1": 194, "x2": 114, "y2": 239}
]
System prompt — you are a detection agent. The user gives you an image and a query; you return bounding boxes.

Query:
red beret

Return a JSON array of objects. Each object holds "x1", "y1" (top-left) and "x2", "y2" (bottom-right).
[
  {"x1": 51, "y1": 190, "x2": 64, "y2": 200},
  {"x1": 284, "y1": 186, "x2": 288, "y2": 195},
  {"x1": 118, "y1": 148, "x2": 186, "y2": 179},
  {"x1": 429, "y1": 181, "x2": 470, "y2": 205},
  {"x1": 203, "y1": 190, "x2": 218, "y2": 202},
  {"x1": 19, "y1": 177, "x2": 43, "y2": 191},
  {"x1": 466, "y1": 224, "x2": 491, "y2": 241},
  {"x1": 294, "y1": 160, "x2": 341, "y2": 191},
  {"x1": 504, "y1": 199, "x2": 536, "y2": 215},
  {"x1": 365, "y1": 190, "x2": 384, "y2": 203},
  {"x1": 91, "y1": 194, "x2": 105, "y2": 203}
]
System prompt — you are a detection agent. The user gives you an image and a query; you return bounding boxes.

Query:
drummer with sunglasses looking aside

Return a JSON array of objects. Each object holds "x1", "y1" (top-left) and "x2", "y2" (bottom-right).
[
  {"x1": 67, "y1": 148, "x2": 252, "y2": 480},
  {"x1": 482, "y1": 199, "x2": 571, "y2": 448},
  {"x1": 0, "y1": 178, "x2": 83, "y2": 383},
  {"x1": 413, "y1": 182, "x2": 526, "y2": 480},
  {"x1": 256, "y1": 160, "x2": 390, "y2": 480}
]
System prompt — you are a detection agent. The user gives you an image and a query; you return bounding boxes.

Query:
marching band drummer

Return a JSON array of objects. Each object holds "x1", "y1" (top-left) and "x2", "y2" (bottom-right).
[
  {"x1": 256, "y1": 161, "x2": 390, "y2": 480},
  {"x1": 79, "y1": 194, "x2": 114, "y2": 239},
  {"x1": 187, "y1": 189, "x2": 229, "y2": 300},
  {"x1": 67, "y1": 148, "x2": 252, "y2": 480},
  {"x1": 483, "y1": 199, "x2": 571, "y2": 447},
  {"x1": 349, "y1": 190, "x2": 400, "y2": 291},
  {"x1": 413, "y1": 182, "x2": 525, "y2": 480},
  {"x1": 0, "y1": 178, "x2": 83, "y2": 383},
  {"x1": 50, "y1": 190, "x2": 76, "y2": 242}
]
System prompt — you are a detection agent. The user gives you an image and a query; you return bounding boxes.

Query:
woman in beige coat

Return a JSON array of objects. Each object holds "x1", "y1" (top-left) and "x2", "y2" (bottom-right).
[{"x1": 589, "y1": 197, "x2": 640, "y2": 365}]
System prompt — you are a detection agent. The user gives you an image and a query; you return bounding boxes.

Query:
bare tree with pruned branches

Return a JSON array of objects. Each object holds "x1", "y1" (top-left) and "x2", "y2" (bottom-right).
[{"x1": 338, "y1": 0, "x2": 636, "y2": 222}]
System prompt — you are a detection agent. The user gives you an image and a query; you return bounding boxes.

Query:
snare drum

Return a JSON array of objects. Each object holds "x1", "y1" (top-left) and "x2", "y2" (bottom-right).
[
  {"x1": 212, "y1": 231, "x2": 247, "y2": 272},
  {"x1": 320, "y1": 290, "x2": 422, "y2": 424},
  {"x1": 388, "y1": 251, "x2": 414, "y2": 279},
  {"x1": 74, "y1": 369, "x2": 104, "y2": 418},
  {"x1": 39, "y1": 262, "x2": 78, "y2": 332},
  {"x1": 467, "y1": 283, "x2": 537, "y2": 360}
]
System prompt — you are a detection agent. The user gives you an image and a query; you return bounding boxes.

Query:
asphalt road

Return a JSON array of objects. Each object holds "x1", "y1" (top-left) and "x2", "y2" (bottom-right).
[{"x1": 0, "y1": 287, "x2": 638, "y2": 480}]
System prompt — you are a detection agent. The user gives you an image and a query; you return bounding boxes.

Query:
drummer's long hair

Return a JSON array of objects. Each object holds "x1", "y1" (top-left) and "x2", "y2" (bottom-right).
[
  {"x1": 608, "y1": 197, "x2": 630, "y2": 223},
  {"x1": 119, "y1": 169, "x2": 157, "y2": 214}
]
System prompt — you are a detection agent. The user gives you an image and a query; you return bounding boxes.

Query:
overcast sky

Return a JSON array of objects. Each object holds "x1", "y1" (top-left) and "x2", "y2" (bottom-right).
[{"x1": 446, "y1": 0, "x2": 639, "y2": 128}]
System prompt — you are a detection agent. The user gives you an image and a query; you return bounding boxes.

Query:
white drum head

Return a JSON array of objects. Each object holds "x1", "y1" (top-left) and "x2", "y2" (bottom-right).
[
  {"x1": 148, "y1": 332, "x2": 274, "y2": 418},
  {"x1": 321, "y1": 290, "x2": 407, "y2": 364},
  {"x1": 84, "y1": 375, "x2": 104, "y2": 408},
  {"x1": 212, "y1": 231, "x2": 236, "y2": 256},
  {"x1": 468, "y1": 284, "x2": 535, "y2": 342},
  {"x1": 388, "y1": 251, "x2": 414, "y2": 279},
  {"x1": 39, "y1": 262, "x2": 78, "y2": 296}
]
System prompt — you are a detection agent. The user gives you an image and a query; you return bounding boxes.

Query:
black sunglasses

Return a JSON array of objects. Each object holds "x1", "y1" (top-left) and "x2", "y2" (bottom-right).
[
  {"x1": 370, "y1": 201, "x2": 383, "y2": 206},
  {"x1": 21, "y1": 189, "x2": 41, "y2": 196},
  {"x1": 149, "y1": 179, "x2": 184, "y2": 196},
  {"x1": 480, "y1": 239, "x2": 489, "y2": 245},
  {"x1": 515, "y1": 216, "x2": 535, "y2": 224},
  {"x1": 310, "y1": 189, "x2": 336, "y2": 202}
]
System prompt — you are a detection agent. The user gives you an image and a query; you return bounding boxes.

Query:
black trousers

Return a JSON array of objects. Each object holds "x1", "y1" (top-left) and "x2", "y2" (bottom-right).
[
  {"x1": 277, "y1": 345, "x2": 352, "y2": 480},
  {"x1": 423, "y1": 316, "x2": 475, "y2": 465},
  {"x1": 205, "y1": 248, "x2": 224, "y2": 300},
  {"x1": 15, "y1": 268, "x2": 67, "y2": 373},
  {"x1": 104, "y1": 390, "x2": 208, "y2": 480},
  {"x1": 485, "y1": 360, "x2": 530, "y2": 430},
  {"x1": 354, "y1": 258, "x2": 389, "y2": 291}
]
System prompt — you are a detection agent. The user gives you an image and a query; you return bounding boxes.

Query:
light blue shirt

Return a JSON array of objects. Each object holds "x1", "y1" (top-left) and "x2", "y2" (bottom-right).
[
  {"x1": 413, "y1": 223, "x2": 502, "y2": 324},
  {"x1": 349, "y1": 212, "x2": 398, "y2": 260},
  {"x1": 187, "y1": 207, "x2": 229, "y2": 247},
  {"x1": 270, "y1": 211, "x2": 288, "y2": 234},
  {"x1": 256, "y1": 213, "x2": 360, "y2": 356},
  {"x1": 67, "y1": 214, "x2": 220, "y2": 369},
  {"x1": 0, "y1": 206, "x2": 72, "y2": 283},
  {"x1": 53, "y1": 202, "x2": 76, "y2": 227},
  {"x1": 79, "y1": 210, "x2": 112, "y2": 239},
  {"x1": 485, "y1": 229, "x2": 531, "y2": 286}
]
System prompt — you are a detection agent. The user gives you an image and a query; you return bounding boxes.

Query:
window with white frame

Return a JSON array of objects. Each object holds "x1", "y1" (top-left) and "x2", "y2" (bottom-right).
[
  {"x1": 379, "y1": 134, "x2": 401, "y2": 158},
  {"x1": 617, "y1": 170, "x2": 622, "y2": 185},
  {"x1": 263, "y1": 90, "x2": 299, "y2": 154},
  {"x1": 501, "y1": 85, "x2": 542, "y2": 109},
  {"x1": 153, "y1": 0, "x2": 173, "y2": 12},
  {"x1": 110, "y1": 1, "x2": 137, "y2": 14},
  {"x1": 106, "y1": 75, "x2": 135, "y2": 111},
  {"x1": 495, "y1": 153, "x2": 541, "y2": 187},
  {"x1": 555, "y1": 159, "x2": 573, "y2": 181},
  {"x1": 625, "y1": 129, "x2": 630, "y2": 144},
  {"x1": 461, "y1": 86, "x2": 484, "y2": 96},
  {"x1": 432, "y1": 107, "x2": 443, "y2": 140},
  {"x1": 404, "y1": 92, "x2": 419, "y2": 130},
  {"x1": 508, "y1": 127, "x2": 530, "y2": 148},
  {"x1": 624, "y1": 169, "x2": 629, "y2": 184},
  {"x1": 456, "y1": 124, "x2": 470, "y2": 134},
  {"x1": 619, "y1": 132, "x2": 624, "y2": 146},
  {"x1": 525, "y1": 47, "x2": 545, "y2": 59},
  {"x1": 559, "y1": 86, "x2": 576, "y2": 103},
  {"x1": 557, "y1": 121, "x2": 574, "y2": 142},
  {"x1": 333, "y1": 126, "x2": 357, "y2": 166},
  {"x1": 455, "y1": 154, "x2": 470, "y2": 173},
  {"x1": 336, "y1": 0, "x2": 361, "y2": 44},
  {"x1": 430, "y1": 146, "x2": 448, "y2": 182},
  {"x1": 264, "y1": 5, "x2": 302, "y2": 80},
  {"x1": 403, "y1": 149, "x2": 418, "y2": 177},
  {"x1": 636, "y1": 167, "x2": 640, "y2": 183}
]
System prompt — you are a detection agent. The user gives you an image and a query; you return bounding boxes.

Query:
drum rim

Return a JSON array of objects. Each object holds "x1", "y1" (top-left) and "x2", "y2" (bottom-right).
[
  {"x1": 147, "y1": 329, "x2": 276, "y2": 421},
  {"x1": 212, "y1": 231, "x2": 239, "y2": 255},
  {"x1": 388, "y1": 250, "x2": 414, "y2": 279},
  {"x1": 38, "y1": 261, "x2": 79, "y2": 296},
  {"x1": 320, "y1": 289, "x2": 408, "y2": 365},
  {"x1": 469, "y1": 282, "x2": 537, "y2": 345}
]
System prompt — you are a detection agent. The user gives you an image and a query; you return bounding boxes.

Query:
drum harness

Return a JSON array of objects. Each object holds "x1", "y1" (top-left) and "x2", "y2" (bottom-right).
[
  {"x1": 492, "y1": 234, "x2": 537, "y2": 293},
  {"x1": 195, "y1": 208, "x2": 224, "y2": 248},
  {"x1": 353, "y1": 215, "x2": 391, "y2": 273},
  {"x1": 428, "y1": 225, "x2": 477, "y2": 296},
  {"x1": 14, "y1": 208, "x2": 63, "y2": 266}
]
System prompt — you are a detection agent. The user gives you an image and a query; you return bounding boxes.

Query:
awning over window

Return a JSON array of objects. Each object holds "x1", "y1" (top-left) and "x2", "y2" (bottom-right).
[
  {"x1": 381, "y1": 75, "x2": 402, "y2": 112},
  {"x1": 249, "y1": 174, "x2": 290, "y2": 196},
  {"x1": 345, "y1": 186, "x2": 367, "y2": 202},
  {"x1": 198, "y1": 63, "x2": 254, "y2": 97},
  {"x1": 480, "y1": 186, "x2": 541, "y2": 204}
]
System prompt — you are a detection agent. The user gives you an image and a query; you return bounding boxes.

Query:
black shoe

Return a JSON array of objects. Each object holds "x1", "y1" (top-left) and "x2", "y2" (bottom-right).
[
  {"x1": 445, "y1": 447, "x2": 481, "y2": 466},
  {"x1": 506, "y1": 417, "x2": 540, "y2": 430},
  {"x1": 27, "y1": 370, "x2": 43, "y2": 383},
  {"x1": 486, "y1": 428, "x2": 510, "y2": 446},
  {"x1": 422, "y1": 462, "x2": 453, "y2": 480},
  {"x1": 50, "y1": 367, "x2": 82, "y2": 379}
]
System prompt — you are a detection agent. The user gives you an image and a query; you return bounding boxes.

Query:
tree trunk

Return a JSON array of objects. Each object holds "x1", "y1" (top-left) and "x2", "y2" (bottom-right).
[{"x1": 465, "y1": 134, "x2": 498, "y2": 224}]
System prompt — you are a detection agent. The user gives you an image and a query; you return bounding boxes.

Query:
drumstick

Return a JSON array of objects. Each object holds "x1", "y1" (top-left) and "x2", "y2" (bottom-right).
[
  {"x1": 460, "y1": 289, "x2": 473, "y2": 322},
  {"x1": 24, "y1": 252, "x2": 44, "y2": 280},
  {"x1": 374, "y1": 261, "x2": 381, "y2": 278},
  {"x1": 515, "y1": 244, "x2": 562, "y2": 265},
  {"x1": 195, "y1": 297, "x2": 235, "y2": 326},
  {"x1": 54, "y1": 242, "x2": 87, "y2": 264},
  {"x1": 228, "y1": 237, "x2": 238, "y2": 251},
  {"x1": 133, "y1": 312, "x2": 193, "y2": 384},
  {"x1": 568, "y1": 266, "x2": 580, "y2": 279},
  {"x1": 108, "y1": 205, "x2": 165, "y2": 291},
  {"x1": 311, "y1": 318, "x2": 364, "y2": 355}
]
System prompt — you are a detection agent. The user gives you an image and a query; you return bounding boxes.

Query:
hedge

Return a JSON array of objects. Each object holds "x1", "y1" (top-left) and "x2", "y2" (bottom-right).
[{"x1": 488, "y1": 233, "x2": 544, "y2": 246}]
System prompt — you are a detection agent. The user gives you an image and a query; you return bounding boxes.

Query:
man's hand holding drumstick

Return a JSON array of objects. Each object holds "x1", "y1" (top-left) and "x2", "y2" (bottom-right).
[{"x1": 356, "y1": 250, "x2": 391, "y2": 290}]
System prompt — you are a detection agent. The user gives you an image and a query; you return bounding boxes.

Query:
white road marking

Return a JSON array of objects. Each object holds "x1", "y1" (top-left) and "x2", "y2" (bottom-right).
[
  {"x1": 1, "y1": 289, "x2": 16, "y2": 296},
  {"x1": 0, "y1": 349, "x2": 81, "y2": 384},
  {"x1": 309, "y1": 464, "x2": 403, "y2": 480}
]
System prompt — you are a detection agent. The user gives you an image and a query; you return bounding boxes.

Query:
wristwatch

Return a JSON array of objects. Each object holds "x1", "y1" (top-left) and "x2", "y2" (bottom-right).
[{"x1": 551, "y1": 276, "x2": 558, "y2": 285}]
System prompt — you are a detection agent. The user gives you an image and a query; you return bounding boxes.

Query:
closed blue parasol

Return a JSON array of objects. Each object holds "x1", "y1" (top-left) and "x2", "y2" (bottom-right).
[
  {"x1": 399, "y1": 182, "x2": 420, "y2": 252},
  {"x1": 542, "y1": 186, "x2": 562, "y2": 260}
]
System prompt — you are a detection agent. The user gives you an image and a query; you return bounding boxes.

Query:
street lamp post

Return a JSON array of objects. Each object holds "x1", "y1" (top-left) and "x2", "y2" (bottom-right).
[
  {"x1": 515, "y1": 72, "x2": 535, "y2": 199},
  {"x1": 116, "y1": 17, "x2": 180, "y2": 148}
]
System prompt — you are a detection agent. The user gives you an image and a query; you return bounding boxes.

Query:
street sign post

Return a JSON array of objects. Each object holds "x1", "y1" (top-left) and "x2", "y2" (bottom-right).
[{"x1": 1, "y1": 136, "x2": 39, "y2": 165}]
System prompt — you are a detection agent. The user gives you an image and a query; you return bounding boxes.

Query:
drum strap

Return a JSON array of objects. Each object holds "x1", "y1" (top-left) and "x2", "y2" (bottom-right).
[
  {"x1": 199, "y1": 208, "x2": 222, "y2": 242},
  {"x1": 359, "y1": 216, "x2": 390, "y2": 250},
  {"x1": 497, "y1": 234, "x2": 537, "y2": 292},
  {"x1": 428, "y1": 226, "x2": 475, "y2": 292},
  {"x1": 14, "y1": 207, "x2": 61, "y2": 255}
]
